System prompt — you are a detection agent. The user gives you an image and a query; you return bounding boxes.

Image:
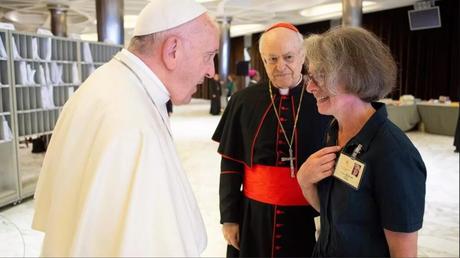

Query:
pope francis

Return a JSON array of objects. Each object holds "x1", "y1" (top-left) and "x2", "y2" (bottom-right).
[{"x1": 31, "y1": 0, "x2": 219, "y2": 256}]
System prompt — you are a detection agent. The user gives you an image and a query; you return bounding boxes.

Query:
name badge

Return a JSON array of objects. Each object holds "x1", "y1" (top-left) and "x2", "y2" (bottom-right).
[{"x1": 333, "y1": 152, "x2": 365, "y2": 190}]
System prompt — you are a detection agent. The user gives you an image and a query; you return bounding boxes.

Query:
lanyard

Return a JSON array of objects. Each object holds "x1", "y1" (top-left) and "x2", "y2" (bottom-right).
[{"x1": 114, "y1": 56, "x2": 173, "y2": 139}]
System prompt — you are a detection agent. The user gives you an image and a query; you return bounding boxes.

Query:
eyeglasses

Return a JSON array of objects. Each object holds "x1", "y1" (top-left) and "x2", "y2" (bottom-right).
[
  {"x1": 263, "y1": 52, "x2": 298, "y2": 65},
  {"x1": 304, "y1": 72, "x2": 324, "y2": 86}
]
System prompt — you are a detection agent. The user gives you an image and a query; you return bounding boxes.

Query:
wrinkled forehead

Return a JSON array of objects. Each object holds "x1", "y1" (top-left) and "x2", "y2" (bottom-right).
[
  {"x1": 260, "y1": 29, "x2": 302, "y2": 55},
  {"x1": 199, "y1": 30, "x2": 219, "y2": 50},
  {"x1": 188, "y1": 17, "x2": 219, "y2": 51}
]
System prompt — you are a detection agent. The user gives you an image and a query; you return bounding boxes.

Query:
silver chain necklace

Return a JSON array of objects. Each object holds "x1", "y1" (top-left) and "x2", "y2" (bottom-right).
[{"x1": 268, "y1": 81, "x2": 305, "y2": 178}]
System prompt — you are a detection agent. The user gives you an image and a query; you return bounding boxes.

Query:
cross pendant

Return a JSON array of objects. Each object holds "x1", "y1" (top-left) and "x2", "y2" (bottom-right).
[{"x1": 281, "y1": 148, "x2": 296, "y2": 178}]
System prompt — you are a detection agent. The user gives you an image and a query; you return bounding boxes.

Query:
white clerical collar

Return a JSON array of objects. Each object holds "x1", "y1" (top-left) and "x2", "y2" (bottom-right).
[
  {"x1": 279, "y1": 88, "x2": 289, "y2": 95},
  {"x1": 276, "y1": 75, "x2": 303, "y2": 96},
  {"x1": 116, "y1": 49, "x2": 170, "y2": 105}
]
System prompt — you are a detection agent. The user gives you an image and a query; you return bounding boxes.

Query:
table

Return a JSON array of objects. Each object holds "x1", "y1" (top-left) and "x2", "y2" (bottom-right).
[
  {"x1": 386, "y1": 104, "x2": 420, "y2": 131},
  {"x1": 416, "y1": 102, "x2": 459, "y2": 136}
]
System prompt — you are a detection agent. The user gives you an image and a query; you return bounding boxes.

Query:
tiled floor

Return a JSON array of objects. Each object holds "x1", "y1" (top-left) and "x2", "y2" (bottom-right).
[{"x1": 0, "y1": 99, "x2": 458, "y2": 257}]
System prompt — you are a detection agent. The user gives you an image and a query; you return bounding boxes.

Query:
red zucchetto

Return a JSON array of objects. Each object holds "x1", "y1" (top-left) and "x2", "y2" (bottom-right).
[{"x1": 265, "y1": 22, "x2": 299, "y2": 33}]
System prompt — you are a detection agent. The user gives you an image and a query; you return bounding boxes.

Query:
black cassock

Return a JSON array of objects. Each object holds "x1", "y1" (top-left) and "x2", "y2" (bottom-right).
[
  {"x1": 212, "y1": 80, "x2": 331, "y2": 257},
  {"x1": 209, "y1": 79, "x2": 222, "y2": 115}
]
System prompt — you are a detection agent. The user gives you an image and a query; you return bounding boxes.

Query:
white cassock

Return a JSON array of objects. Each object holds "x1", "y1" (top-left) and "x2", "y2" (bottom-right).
[{"x1": 32, "y1": 49, "x2": 207, "y2": 257}]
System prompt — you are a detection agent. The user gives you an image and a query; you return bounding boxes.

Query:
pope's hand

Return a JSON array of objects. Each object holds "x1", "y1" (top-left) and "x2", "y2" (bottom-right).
[
  {"x1": 222, "y1": 223, "x2": 240, "y2": 250},
  {"x1": 297, "y1": 146, "x2": 341, "y2": 188}
]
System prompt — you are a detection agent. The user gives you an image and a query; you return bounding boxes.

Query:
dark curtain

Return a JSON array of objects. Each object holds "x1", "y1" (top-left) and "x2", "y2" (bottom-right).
[
  {"x1": 229, "y1": 36, "x2": 245, "y2": 91},
  {"x1": 362, "y1": 0, "x2": 459, "y2": 101},
  {"x1": 297, "y1": 20, "x2": 331, "y2": 35},
  {"x1": 230, "y1": 36, "x2": 245, "y2": 76}
]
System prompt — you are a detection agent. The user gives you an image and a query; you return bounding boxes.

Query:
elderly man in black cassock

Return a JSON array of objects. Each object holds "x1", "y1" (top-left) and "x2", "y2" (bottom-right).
[{"x1": 212, "y1": 23, "x2": 331, "y2": 257}]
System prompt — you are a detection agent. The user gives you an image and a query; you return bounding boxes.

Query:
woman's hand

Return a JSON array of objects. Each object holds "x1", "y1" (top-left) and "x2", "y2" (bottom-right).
[
  {"x1": 297, "y1": 146, "x2": 341, "y2": 211},
  {"x1": 297, "y1": 145, "x2": 340, "y2": 186}
]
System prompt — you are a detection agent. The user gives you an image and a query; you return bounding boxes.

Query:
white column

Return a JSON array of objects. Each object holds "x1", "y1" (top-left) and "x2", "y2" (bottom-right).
[
  {"x1": 342, "y1": 0, "x2": 362, "y2": 27},
  {"x1": 217, "y1": 16, "x2": 232, "y2": 107}
]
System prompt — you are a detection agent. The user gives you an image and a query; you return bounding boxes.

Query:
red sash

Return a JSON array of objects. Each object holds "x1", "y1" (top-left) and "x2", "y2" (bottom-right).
[{"x1": 243, "y1": 164, "x2": 309, "y2": 206}]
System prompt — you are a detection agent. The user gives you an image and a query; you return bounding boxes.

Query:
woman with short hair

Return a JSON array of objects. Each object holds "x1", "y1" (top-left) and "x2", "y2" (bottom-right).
[{"x1": 297, "y1": 26, "x2": 426, "y2": 257}]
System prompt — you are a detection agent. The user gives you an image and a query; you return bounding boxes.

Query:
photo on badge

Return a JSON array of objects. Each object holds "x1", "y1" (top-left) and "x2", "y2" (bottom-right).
[{"x1": 333, "y1": 153, "x2": 365, "y2": 190}]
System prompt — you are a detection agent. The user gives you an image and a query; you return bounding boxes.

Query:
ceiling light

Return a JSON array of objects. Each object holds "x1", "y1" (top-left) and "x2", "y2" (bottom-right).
[
  {"x1": 230, "y1": 23, "x2": 265, "y2": 37},
  {"x1": 300, "y1": 1, "x2": 376, "y2": 18},
  {"x1": 195, "y1": 0, "x2": 217, "y2": 3},
  {"x1": 4, "y1": 10, "x2": 47, "y2": 25}
]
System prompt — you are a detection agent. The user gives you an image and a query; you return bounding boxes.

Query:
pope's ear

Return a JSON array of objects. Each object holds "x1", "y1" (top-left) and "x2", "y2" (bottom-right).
[{"x1": 162, "y1": 36, "x2": 180, "y2": 70}]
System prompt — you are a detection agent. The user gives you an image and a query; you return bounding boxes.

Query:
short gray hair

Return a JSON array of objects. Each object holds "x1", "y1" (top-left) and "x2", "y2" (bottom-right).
[
  {"x1": 127, "y1": 31, "x2": 167, "y2": 56},
  {"x1": 304, "y1": 26, "x2": 396, "y2": 101}
]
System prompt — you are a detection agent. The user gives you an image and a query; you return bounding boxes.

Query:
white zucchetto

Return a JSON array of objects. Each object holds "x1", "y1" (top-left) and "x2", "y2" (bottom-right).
[{"x1": 133, "y1": 0, "x2": 207, "y2": 36}]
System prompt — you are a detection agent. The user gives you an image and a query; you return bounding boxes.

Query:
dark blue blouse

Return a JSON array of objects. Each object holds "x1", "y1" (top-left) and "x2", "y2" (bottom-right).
[{"x1": 313, "y1": 102, "x2": 426, "y2": 257}]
